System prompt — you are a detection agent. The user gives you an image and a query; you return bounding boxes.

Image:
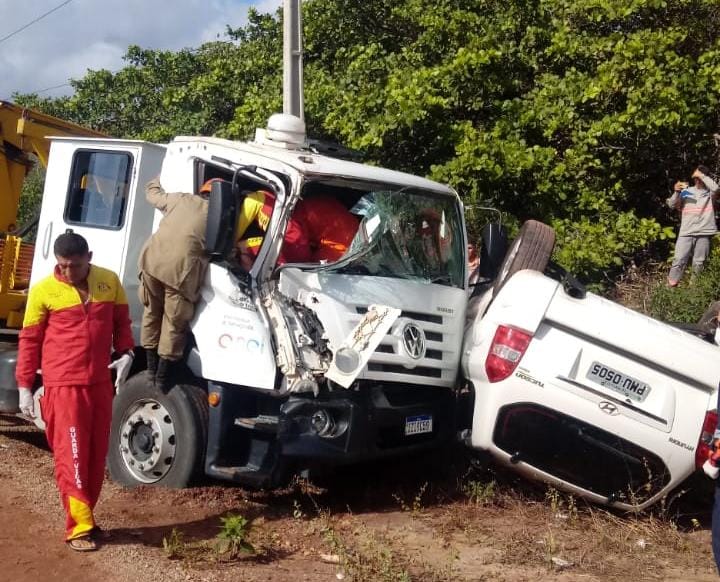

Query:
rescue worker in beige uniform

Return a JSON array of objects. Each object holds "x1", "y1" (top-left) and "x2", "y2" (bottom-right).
[{"x1": 138, "y1": 177, "x2": 218, "y2": 388}]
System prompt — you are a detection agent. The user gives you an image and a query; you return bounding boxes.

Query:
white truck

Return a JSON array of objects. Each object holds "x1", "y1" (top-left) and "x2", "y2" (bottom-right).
[{"x1": 11, "y1": 114, "x2": 473, "y2": 490}]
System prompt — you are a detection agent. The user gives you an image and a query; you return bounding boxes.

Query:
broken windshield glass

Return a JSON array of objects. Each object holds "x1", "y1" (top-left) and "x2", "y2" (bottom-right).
[{"x1": 323, "y1": 188, "x2": 465, "y2": 288}]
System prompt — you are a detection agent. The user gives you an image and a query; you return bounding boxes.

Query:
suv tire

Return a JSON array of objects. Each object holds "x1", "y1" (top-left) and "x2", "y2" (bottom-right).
[{"x1": 493, "y1": 220, "x2": 555, "y2": 294}]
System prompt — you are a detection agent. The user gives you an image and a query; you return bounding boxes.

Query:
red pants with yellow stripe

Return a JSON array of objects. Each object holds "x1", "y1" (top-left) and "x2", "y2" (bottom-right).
[{"x1": 40, "y1": 382, "x2": 113, "y2": 540}]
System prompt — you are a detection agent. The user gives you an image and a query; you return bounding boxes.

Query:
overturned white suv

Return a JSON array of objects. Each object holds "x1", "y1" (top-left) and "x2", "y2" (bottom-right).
[{"x1": 463, "y1": 220, "x2": 720, "y2": 510}]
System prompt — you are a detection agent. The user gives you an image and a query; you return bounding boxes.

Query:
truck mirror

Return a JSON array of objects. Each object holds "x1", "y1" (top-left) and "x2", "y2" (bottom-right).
[
  {"x1": 205, "y1": 180, "x2": 240, "y2": 260},
  {"x1": 478, "y1": 222, "x2": 508, "y2": 280}
]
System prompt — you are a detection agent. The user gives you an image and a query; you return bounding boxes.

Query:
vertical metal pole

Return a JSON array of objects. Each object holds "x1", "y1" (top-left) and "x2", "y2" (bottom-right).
[{"x1": 283, "y1": 0, "x2": 304, "y2": 120}]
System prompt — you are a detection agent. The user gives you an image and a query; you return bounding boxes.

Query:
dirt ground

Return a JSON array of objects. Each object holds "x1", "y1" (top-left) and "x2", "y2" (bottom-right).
[{"x1": 1, "y1": 415, "x2": 719, "y2": 582}]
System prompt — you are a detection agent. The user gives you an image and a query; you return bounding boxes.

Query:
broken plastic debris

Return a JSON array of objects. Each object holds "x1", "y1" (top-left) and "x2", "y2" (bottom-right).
[{"x1": 551, "y1": 556, "x2": 573, "y2": 569}]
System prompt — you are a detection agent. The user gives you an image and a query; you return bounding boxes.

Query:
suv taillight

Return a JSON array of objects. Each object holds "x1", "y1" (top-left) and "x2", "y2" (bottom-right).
[
  {"x1": 696, "y1": 409, "x2": 718, "y2": 469},
  {"x1": 485, "y1": 325, "x2": 533, "y2": 383}
]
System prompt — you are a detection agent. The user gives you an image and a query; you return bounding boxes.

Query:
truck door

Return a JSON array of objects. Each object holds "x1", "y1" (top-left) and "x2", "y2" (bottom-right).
[
  {"x1": 34, "y1": 146, "x2": 135, "y2": 282},
  {"x1": 32, "y1": 140, "x2": 165, "y2": 302}
]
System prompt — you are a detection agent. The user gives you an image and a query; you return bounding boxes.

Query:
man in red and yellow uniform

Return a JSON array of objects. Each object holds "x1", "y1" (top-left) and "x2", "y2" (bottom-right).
[
  {"x1": 235, "y1": 190, "x2": 310, "y2": 270},
  {"x1": 294, "y1": 195, "x2": 358, "y2": 262},
  {"x1": 16, "y1": 233, "x2": 134, "y2": 551},
  {"x1": 235, "y1": 191, "x2": 359, "y2": 268}
]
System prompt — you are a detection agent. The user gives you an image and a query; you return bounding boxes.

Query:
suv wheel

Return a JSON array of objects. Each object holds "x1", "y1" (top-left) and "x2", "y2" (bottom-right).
[{"x1": 493, "y1": 220, "x2": 555, "y2": 293}]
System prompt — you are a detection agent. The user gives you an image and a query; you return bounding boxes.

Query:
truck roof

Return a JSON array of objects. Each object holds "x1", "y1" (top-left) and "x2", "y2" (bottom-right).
[
  {"x1": 51, "y1": 133, "x2": 458, "y2": 198},
  {"x1": 170, "y1": 135, "x2": 457, "y2": 197}
]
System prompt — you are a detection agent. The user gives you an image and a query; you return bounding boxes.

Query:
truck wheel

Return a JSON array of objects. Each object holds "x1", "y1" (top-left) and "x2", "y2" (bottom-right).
[
  {"x1": 493, "y1": 220, "x2": 555, "y2": 293},
  {"x1": 107, "y1": 373, "x2": 208, "y2": 488}
]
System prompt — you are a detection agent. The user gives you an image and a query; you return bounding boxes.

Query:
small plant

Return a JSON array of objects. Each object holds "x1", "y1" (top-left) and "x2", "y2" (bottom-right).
[
  {"x1": 462, "y1": 479, "x2": 496, "y2": 506},
  {"x1": 393, "y1": 481, "x2": 428, "y2": 514},
  {"x1": 216, "y1": 514, "x2": 255, "y2": 558},
  {"x1": 545, "y1": 487, "x2": 578, "y2": 521},
  {"x1": 162, "y1": 527, "x2": 185, "y2": 559},
  {"x1": 293, "y1": 499, "x2": 305, "y2": 519},
  {"x1": 321, "y1": 517, "x2": 411, "y2": 582},
  {"x1": 546, "y1": 487, "x2": 561, "y2": 515},
  {"x1": 544, "y1": 527, "x2": 557, "y2": 562}
]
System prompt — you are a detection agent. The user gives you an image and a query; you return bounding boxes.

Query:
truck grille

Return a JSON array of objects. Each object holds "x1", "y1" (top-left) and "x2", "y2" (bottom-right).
[{"x1": 352, "y1": 306, "x2": 459, "y2": 387}]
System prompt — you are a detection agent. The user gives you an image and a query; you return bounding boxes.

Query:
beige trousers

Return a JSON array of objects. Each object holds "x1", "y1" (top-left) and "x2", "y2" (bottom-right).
[{"x1": 139, "y1": 272, "x2": 195, "y2": 360}]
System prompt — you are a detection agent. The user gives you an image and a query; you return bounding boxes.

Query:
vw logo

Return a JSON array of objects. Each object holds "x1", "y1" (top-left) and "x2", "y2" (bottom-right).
[
  {"x1": 402, "y1": 323, "x2": 426, "y2": 360},
  {"x1": 598, "y1": 401, "x2": 618, "y2": 415}
]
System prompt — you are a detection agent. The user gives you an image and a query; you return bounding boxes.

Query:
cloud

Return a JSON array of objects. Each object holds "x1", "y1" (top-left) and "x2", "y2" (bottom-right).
[{"x1": 0, "y1": 0, "x2": 281, "y2": 99}]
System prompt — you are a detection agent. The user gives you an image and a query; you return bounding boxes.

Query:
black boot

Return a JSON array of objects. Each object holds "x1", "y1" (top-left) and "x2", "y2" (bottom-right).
[
  {"x1": 146, "y1": 349, "x2": 159, "y2": 376},
  {"x1": 155, "y1": 358, "x2": 174, "y2": 391}
]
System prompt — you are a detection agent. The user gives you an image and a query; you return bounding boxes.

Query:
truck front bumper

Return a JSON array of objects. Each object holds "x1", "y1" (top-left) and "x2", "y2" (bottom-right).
[
  {"x1": 203, "y1": 381, "x2": 455, "y2": 486},
  {"x1": 278, "y1": 382, "x2": 454, "y2": 462}
]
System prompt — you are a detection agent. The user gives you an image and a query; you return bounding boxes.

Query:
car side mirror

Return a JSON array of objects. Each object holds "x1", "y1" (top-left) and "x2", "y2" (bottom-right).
[
  {"x1": 478, "y1": 222, "x2": 508, "y2": 280},
  {"x1": 205, "y1": 180, "x2": 242, "y2": 260}
]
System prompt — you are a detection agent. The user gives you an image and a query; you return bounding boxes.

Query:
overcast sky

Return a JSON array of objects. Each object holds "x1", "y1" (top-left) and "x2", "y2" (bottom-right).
[{"x1": 0, "y1": 0, "x2": 281, "y2": 100}]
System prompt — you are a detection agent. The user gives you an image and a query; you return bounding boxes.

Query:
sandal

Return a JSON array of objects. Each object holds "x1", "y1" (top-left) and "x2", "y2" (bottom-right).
[{"x1": 67, "y1": 536, "x2": 98, "y2": 552}]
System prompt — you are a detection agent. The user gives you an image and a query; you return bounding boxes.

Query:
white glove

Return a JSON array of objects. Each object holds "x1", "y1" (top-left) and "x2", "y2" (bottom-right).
[
  {"x1": 703, "y1": 459, "x2": 720, "y2": 480},
  {"x1": 18, "y1": 387, "x2": 34, "y2": 418},
  {"x1": 108, "y1": 352, "x2": 134, "y2": 389}
]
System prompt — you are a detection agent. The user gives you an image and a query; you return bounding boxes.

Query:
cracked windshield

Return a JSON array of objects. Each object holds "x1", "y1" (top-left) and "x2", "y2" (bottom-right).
[{"x1": 325, "y1": 189, "x2": 465, "y2": 288}]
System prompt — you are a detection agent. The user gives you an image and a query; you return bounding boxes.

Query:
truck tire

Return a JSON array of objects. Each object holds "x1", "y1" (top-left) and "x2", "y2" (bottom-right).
[
  {"x1": 107, "y1": 373, "x2": 208, "y2": 488},
  {"x1": 493, "y1": 220, "x2": 555, "y2": 294}
]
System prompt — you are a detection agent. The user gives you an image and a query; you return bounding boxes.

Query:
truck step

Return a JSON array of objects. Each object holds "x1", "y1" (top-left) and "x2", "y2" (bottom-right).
[
  {"x1": 234, "y1": 414, "x2": 279, "y2": 433},
  {"x1": 206, "y1": 463, "x2": 272, "y2": 488}
]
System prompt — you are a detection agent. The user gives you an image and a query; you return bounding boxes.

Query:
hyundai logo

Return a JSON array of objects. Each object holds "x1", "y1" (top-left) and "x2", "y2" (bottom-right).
[
  {"x1": 402, "y1": 323, "x2": 426, "y2": 360},
  {"x1": 598, "y1": 401, "x2": 618, "y2": 415}
]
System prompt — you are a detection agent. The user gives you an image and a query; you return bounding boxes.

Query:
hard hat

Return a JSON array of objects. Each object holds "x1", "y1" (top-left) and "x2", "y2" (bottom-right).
[{"x1": 200, "y1": 177, "x2": 224, "y2": 194}]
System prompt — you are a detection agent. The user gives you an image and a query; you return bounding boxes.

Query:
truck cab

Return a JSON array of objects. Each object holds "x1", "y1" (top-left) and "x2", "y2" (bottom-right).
[{"x1": 26, "y1": 114, "x2": 468, "y2": 488}]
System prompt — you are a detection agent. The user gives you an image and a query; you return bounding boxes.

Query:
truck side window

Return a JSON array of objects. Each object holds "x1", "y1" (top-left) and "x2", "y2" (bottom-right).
[{"x1": 65, "y1": 151, "x2": 132, "y2": 229}]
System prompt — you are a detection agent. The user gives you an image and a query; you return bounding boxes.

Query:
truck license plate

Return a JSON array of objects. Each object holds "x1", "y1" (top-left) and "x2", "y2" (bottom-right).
[
  {"x1": 405, "y1": 414, "x2": 433, "y2": 436},
  {"x1": 586, "y1": 362, "x2": 651, "y2": 402}
]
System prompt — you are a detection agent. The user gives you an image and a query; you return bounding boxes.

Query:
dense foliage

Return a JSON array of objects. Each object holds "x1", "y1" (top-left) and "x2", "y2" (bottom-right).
[
  {"x1": 649, "y1": 247, "x2": 720, "y2": 323},
  {"x1": 15, "y1": 0, "x2": 720, "y2": 283}
]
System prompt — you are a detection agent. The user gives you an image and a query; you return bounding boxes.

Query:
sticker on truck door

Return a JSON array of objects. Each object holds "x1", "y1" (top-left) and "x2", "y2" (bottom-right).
[{"x1": 586, "y1": 362, "x2": 651, "y2": 403}]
